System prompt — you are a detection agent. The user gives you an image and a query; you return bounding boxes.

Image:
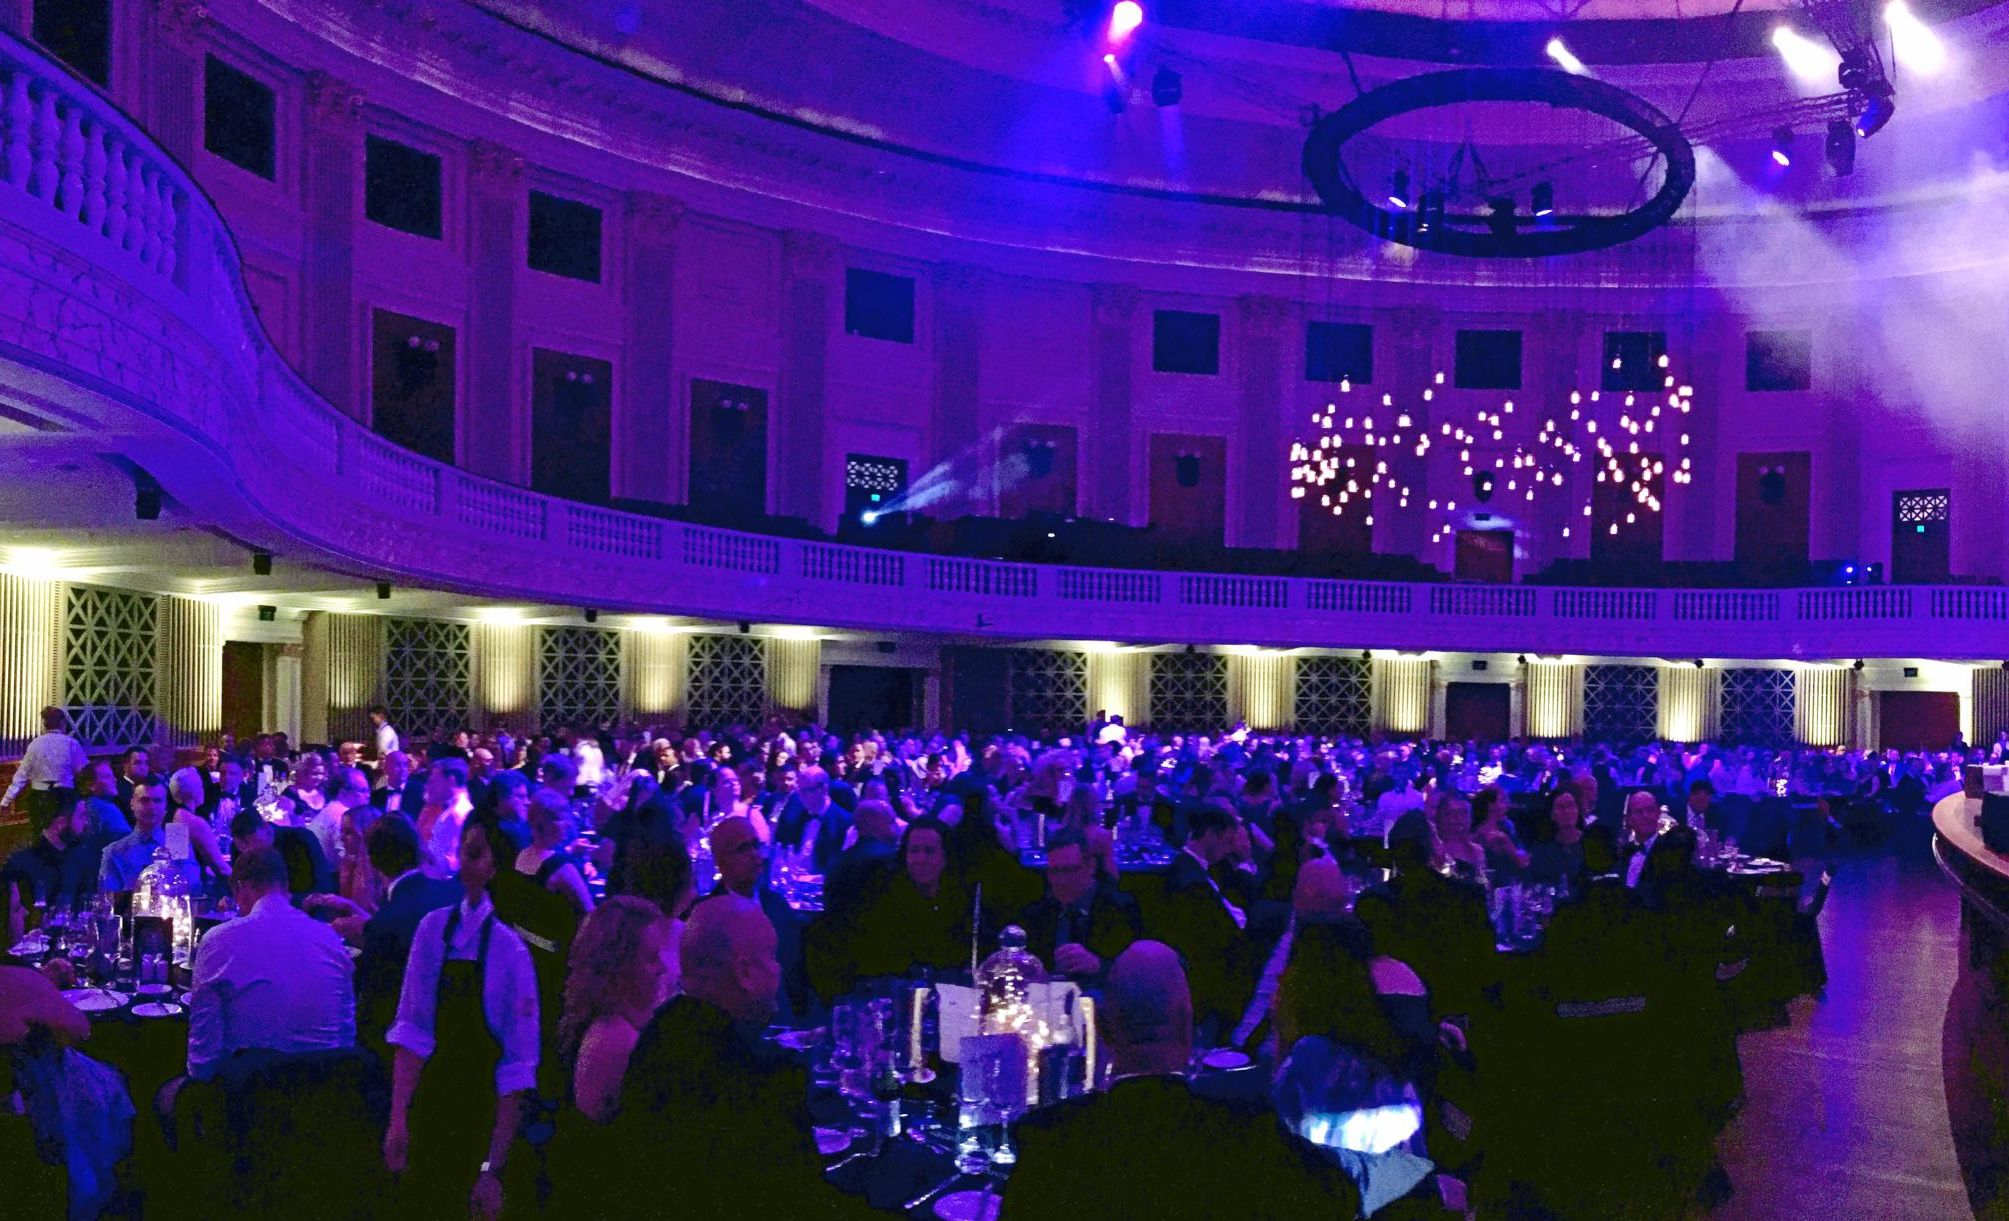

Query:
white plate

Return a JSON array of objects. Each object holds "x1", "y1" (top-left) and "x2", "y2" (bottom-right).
[
  {"x1": 132, "y1": 1002, "x2": 183, "y2": 1018},
  {"x1": 934, "y1": 1189, "x2": 1001, "y2": 1221},
  {"x1": 135, "y1": 982, "x2": 174, "y2": 996},
  {"x1": 8, "y1": 937, "x2": 48, "y2": 957},
  {"x1": 1200, "y1": 1048, "x2": 1252, "y2": 1071},
  {"x1": 813, "y1": 1127, "x2": 851, "y2": 1156},
  {"x1": 60, "y1": 988, "x2": 123, "y2": 1013}
]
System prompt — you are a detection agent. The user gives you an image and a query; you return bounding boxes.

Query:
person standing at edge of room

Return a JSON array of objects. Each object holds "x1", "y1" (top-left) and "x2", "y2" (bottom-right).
[
  {"x1": 369, "y1": 706, "x2": 401, "y2": 763},
  {"x1": 0, "y1": 706, "x2": 89, "y2": 832}
]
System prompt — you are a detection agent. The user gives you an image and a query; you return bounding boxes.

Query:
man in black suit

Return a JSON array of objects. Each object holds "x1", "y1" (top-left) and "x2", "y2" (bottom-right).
[
  {"x1": 228, "y1": 807, "x2": 336, "y2": 898},
  {"x1": 1019, "y1": 828, "x2": 1142, "y2": 988},
  {"x1": 1002, "y1": 942, "x2": 1357, "y2": 1220},
  {"x1": 822, "y1": 798, "x2": 899, "y2": 922},
  {"x1": 593, "y1": 896, "x2": 862, "y2": 1217},
  {"x1": 351, "y1": 813, "x2": 457, "y2": 1047},
  {"x1": 1159, "y1": 800, "x2": 1252, "y2": 1037}
]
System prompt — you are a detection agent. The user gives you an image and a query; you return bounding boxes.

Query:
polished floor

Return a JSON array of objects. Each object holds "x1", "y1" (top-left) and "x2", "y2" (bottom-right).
[{"x1": 1711, "y1": 846, "x2": 1973, "y2": 1220}]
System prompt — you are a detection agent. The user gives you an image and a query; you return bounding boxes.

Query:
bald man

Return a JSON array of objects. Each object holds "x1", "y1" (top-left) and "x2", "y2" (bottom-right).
[
  {"x1": 1621, "y1": 791, "x2": 1664, "y2": 889},
  {"x1": 1003, "y1": 942, "x2": 1358, "y2": 1219},
  {"x1": 599, "y1": 897, "x2": 860, "y2": 1217},
  {"x1": 709, "y1": 816, "x2": 808, "y2": 1023}
]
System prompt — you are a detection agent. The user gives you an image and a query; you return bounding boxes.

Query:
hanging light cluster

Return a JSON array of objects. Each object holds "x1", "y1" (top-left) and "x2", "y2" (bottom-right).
[{"x1": 1289, "y1": 353, "x2": 1696, "y2": 545}]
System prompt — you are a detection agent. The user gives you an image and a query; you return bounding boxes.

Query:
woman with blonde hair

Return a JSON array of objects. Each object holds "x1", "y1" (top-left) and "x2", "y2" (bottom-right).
[{"x1": 558, "y1": 895, "x2": 673, "y2": 1124}]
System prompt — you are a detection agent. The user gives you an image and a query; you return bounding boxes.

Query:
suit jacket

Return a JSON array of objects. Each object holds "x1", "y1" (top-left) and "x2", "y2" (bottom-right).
[
  {"x1": 354, "y1": 872, "x2": 458, "y2": 1045},
  {"x1": 273, "y1": 824, "x2": 337, "y2": 897},
  {"x1": 823, "y1": 837, "x2": 897, "y2": 924},
  {"x1": 1001, "y1": 1075, "x2": 1359, "y2": 1221},
  {"x1": 1018, "y1": 881, "x2": 1144, "y2": 986},
  {"x1": 1160, "y1": 853, "x2": 1252, "y2": 1027}
]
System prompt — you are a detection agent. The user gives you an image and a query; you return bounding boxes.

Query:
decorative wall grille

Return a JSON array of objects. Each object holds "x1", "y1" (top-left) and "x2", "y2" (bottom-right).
[
  {"x1": 1148, "y1": 652, "x2": 1229, "y2": 732},
  {"x1": 538, "y1": 627, "x2": 622, "y2": 731},
  {"x1": 1719, "y1": 667, "x2": 1797, "y2": 747},
  {"x1": 1583, "y1": 664, "x2": 1659, "y2": 743},
  {"x1": 1004, "y1": 649, "x2": 1088, "y2": 740},
  {"x1": 685, "y1": 634, "x2": 767, "y2": 730},
  {"x1": 1295, "y1": 655, "x2": 1372, "y2": 737},
  {"x1": 1896, "y1": 490, "x2": 1949, "y2": 524},
  {"x1": 383, "y1": 618, "x2": 471, "y2": 738},
  {"x1": 63, "y1": 585, "x2": 157, "y2": 748}
]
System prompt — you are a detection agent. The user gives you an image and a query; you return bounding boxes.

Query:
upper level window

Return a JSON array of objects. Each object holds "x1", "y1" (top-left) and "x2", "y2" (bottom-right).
[
  {"x1": 1306, "y1": 321, "x2": 1372, "y2": 384},
  {"x1": 1153, "y1": 309, "x2": 1220, "y2": 375},
  {"x1": 1745, "y1": 329, "x2": 1812, "y2": 392},
  {"x1": 844, "y1": 269, "x2": 916, "y2": 343},
  {"x1": 528, "y1": 190, "x2": 602, "y2": 283},
  {"x1": 34, "y1": 0, "x2": 111, "y2": 86},
  {"x1": 203, "y1": 56, "x2": 276, "y2": 181},
  {"x1": 1602, "y1": 331, "x2": 1666, "y2": 393},
  {"x1": 364, "y1": 135, "x2": 443, "y2": 239},
  {"x1": 1455, "y1": 329, "x2": 1522, "y2": 390}
]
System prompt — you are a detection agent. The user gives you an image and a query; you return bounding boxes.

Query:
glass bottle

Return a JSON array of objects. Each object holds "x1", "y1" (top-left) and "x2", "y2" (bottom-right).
[{"x1": 976, "y1": 925, "x2": 1046, "y2": 1039}]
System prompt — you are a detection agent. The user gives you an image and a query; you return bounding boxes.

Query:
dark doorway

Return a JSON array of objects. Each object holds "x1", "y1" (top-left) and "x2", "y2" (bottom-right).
[
  {"x1": 1878, "y1": 690, "x2": 1960, "y2": 752},
  {"x1": 222, "y1": 641, "x2": 263, "y2": 741},
  {"x1": 1445, "y1": 682, "x2": 1511, "y2": 742},
  {"x1": 1735, "y1": 451, "x2": 1811, "y2": 581},
  {"x1": 1891, "y1": 489, "x2": 1951, "y2": 584},
  {"x1": 827, "y1": 665, "x2": 918, "y2": 735},
  {"x1": 531, "y1": 350, "x2": 613, "y2": 503},
  {"x1": 1454, "y1": 529, "x2": 1515, "y2": 583}
]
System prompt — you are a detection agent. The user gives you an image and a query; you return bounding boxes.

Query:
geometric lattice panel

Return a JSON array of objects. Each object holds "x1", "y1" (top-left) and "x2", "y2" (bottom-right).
[
  {"x1": 1148, "y1": 651, "x2": 1229, "y2": 732},
  {"x1": 1719, "y1": 667, "x2": 1797, "y2": 747},
  {"x1": 1295, "y1": 654, "x2": 1371, "y2": 737},
  {"x1": 1004, "y1": 648, "x2": 1088, "y2": 741},
  {"x1": 538, "y1": 626, "x2": 622, "y2": 732},
  {"x1": 685, "y1": 633, "x2": 766, "y2": 730},
  {"x1": 1583, "y1": 664, "x2": 1659, "y2": 744},
  {"x1": 383, "y1": 618, "x2": 471, "y2": 740},
  {"x1": 63, "y1": 585, "x2": 157, "y2": 748}
]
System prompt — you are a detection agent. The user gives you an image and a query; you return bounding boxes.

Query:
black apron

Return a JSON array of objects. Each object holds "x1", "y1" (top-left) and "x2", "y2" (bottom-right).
[{"x1": 402, "y1": 905, "x2": 502, "y2": 1216}]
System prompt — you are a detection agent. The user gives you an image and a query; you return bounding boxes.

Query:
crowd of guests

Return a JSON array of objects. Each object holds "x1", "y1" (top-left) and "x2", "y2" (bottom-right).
[{"x1": 0, "y1": 702, "x2": 1915, "y2": 1218}]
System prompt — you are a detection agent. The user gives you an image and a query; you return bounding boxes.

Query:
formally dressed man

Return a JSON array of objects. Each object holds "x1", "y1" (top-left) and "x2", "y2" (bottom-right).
[
  {"x1": 77, "y1": 761, "x2": 132, "y2": 855},
  {"x1": 373, "y1": 751, "x2": 422, "y2": 818},
  {"x1": 1019, "y1": 828, "x2": 1143, "y2": 987},
  {"x1": 113, "y1": 747, "x2": 151, "y2": 815},
  {"x1": 0, "y1": 707, "x2": 88, "y2": 831},
  {"x1": 710, "y1": 816, "x2": 807, "y2": 1022},
  {"x1": 415, "y1": 760, "x2": 473, "y2": 879},
  {"x1": 368, "y1": 706, "x2": 400, "y2": 762},
  {"x1": 352, "y1": 815, "x2": 458, "y2": 1046},
  {"x1": 186, "y1": 845, "x2": 356, "y2": 1079},
  {"x1": 1158, "y1": 800, "x2": 1253, "y2": 1035},
  {"x1": 1622, "y1": 790, "x2": 1664, "y2": 889},
  {"x1": 1002, "y1": 942, "x2": 1357, "y2": 1220},
  {"x1": 822, "y1": 798, "x2": 899, "y2": 921},
  {"x1": 3, "y1": 799, "x2": 99, "y2": 941},
  {"x1": 229, "y1": 808, "x2": 336, "y2": 898}
]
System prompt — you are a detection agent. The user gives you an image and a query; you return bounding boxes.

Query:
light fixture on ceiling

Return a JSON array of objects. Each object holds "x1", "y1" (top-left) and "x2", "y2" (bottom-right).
[
  {"x1": 1770, "y1": 126, "x2": 1795, "y2": 167},
  {"x1": 1545, "y1": 37, "x2": 1585, "y2": 75},
  {"x1": 1531, "y1": 181, "x2": 1554, "y2": 218},
  {"x1": 1388, "y1": 170, "x2": 1410, "y2": 210},
  {"x1": 1151, "y1": 66, "x2": 1182, "y2": 106},
  {"x1": 1824, "y1": 118, "x2": 1857, "y2": 175},
  {"x1": 1108, "y1": 0, "x2": 1144, "y2": 43}
]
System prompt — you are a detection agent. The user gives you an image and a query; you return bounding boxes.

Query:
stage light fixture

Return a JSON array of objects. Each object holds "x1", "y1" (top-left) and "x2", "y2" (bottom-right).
[
  {"x1": 1531, "y1": 181, "x2": 1554, "y2": 217},
  {"x1": 1824, "y1": 118, "x2": 1857, "y2": 175},
  {"x1": 252, "y1": 551, "x2": 273, "y2": 576},
  {"x1": 1837, "y1": 47, "x2": 1873, "y2": 92},
  {"x1": 1388, "y1": 171, "x2": 1410, "y2": 210},
  {"x1": 1151, "y1": 66, "x2": 1182, "y2": 106},
  {"x1": 1855, "y1": 91, "x2": 1896, "y2": 138},
  {"x1": 1545, "y1": 37, "x2": 1585, "y2": 75},
  {"x1": 1109, "y1": 0, "x2": 1144, "y2": 42},
  {"x1": 737, "y1": 621, "x2": 752, "y2": 634},
  {"x1": 1770, "y1": 126, "x2": 1794, "y2": 167},
  {"x1": 134, "y1": 472, "x2": 162, "y2": 521},
  {"x1": 257, "y1": 605, "x2": 277, "y2": 622},
  {"x1": 1416, "y1": 190, "x2": 1445, "y2": 233},
  {"x1": 583, "y1": 608, "x2": 599, "y2": 624},
  {"x1": 375, "y1": 581, "x2": 392, "y2": 600},
  {"x1": 1485, "y1": 196, "x2": 1516, "y2": 237}
]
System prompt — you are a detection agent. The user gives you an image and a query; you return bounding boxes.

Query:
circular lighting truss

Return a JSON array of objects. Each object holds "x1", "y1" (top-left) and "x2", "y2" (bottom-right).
[{"x1": 1302, "y1": 68, "x2": 1697, "y2": 258}]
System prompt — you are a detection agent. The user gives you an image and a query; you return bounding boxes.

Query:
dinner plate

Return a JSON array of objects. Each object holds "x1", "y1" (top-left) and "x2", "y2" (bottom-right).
[
  {"x1": 136, "y1": 982, "x2": 174, "y2": 996},
  {"x1": 60, "y1": 988, "x2": 123, "y2": 1013},
  {"x1": 775, "y1": 1028, "x2": 821, "y2": 1052},
  {"x1": 132, "y1": 1002, "x2": 183, "y2": 1018},
  {"x1": 8, "y1": 937, "x2": 47, "y2": 958},
  {"x1": 933, "y1": 1190, "x2": 1001, "y2": 1221},
  {"x1": 813, "y1": 1127, "x2": 851, "y2": 1157},
  {"x1": 1199, "y1": 1048, "x2": 1251, "y2": 1072}
]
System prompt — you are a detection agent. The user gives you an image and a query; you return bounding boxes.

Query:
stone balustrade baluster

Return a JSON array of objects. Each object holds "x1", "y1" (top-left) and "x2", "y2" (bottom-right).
[
  {"x1": 56, "y1": 104, "x2": 84, "y2": 219},
  {"x1": 82, "y1": 122, "x2": 107, "y2": 231},
  {"x1": 154, "y1": 177, "x2": 177, "y2": 279},
  {"x1": 2, "y1": 74, "x2": 30, "y2": 188},
  {"x1": 103, "y1": 136, "x2": 128, "y2": 248},
  {"x1": 29, "y1": 86, "x2": 57, "y2": 201},
  {"x1": 131, "y1": 164, "x2": 155, "y2": 260}
]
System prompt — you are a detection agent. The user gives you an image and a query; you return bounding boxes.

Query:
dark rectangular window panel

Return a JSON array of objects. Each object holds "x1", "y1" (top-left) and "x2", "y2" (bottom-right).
[
  {"x1": 844, "y1": 269, "x2": 916, "y2": 343},
  {"x1": 364, "y1": 135, "x2": 443, "y2": 239},
  {"x1": 1601, "y1": 331, "x2": 1666, "y2": 392},
  {"x1": 1152, "y1": 309, "x2": 1220, "y2": 375},
  {"x1": 370, "y1": 309, "x2": 455, "y2": 463},
  {"x1": 531, "y1": 350, "x2": 613, "y2": 503},
  {"x1": 527, "y1": 190, "x2": 603, "y2": 283},
  {"x1": 1454, "y1": 330, "x2": 1522, "y2": 390},
  {"x1": 1306, "y1": 321, "x2": 1373, "y2": 383},
  {"x1": 203, "y1": 56, "x2": 276, "y2": 180},
  {"x1": 689, "y1": 379, "x2": 768, "y2": 523},
  {"x1": 1746, "y1": 329, "x2": 1812, "y2": 391},
  {"x1": 34, "y1": 0, "x2": 110, "y2": 86}
]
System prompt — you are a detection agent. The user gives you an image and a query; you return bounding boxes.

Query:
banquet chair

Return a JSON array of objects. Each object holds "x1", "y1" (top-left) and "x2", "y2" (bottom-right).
[
  {"x1": 159, "y1": 1047, "x2": 390, "y2": 1220},
  {"x1": 1791, "y1": 868, "x2": 1834, "y2": 996}
]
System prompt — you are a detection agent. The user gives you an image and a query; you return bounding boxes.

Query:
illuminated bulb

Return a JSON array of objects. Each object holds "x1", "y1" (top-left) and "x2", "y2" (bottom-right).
[
  {"x1": 1423, "y1": 389, "x2": 1434, "y2": 401},
  {"x1": 1609, "y1": 523, "x2": 1620, "y2": 535},
  {"x1": 1340, "y1": 379, "x2": 1351, "y2": 393},
  {"x1": 1886, "y1": 1, "x2": 1947, "y2": 74},
  {"x1": 1435, "y1": 371, "x2": 1446, "y2": 384}
]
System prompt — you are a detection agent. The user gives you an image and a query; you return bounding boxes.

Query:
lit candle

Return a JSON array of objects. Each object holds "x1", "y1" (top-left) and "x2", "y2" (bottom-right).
[
  {"x1": 909, "y1": 985, "x2": 926, "y2": 1071},
  {"x1": 1080, "y1": 996, "x2": 1098, "y2": 1091}
]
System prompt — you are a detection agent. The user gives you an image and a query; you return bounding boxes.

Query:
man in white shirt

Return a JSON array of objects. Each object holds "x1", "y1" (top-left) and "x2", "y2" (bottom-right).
[
  {"x1": 572, "y1": 734, "x2": 606, "y2": 794},
  {"x1": 186, "y1": 844, "x2": 356, "y2": 1080},
  {"x1": 1, "y1": 707, "x2": 90, "y2": 830},
  {"x1": 368, "y1": 705, "x2": 400, "y2": 762},
  {"x1": 416, "y1": 760, "x2": 472, "y2": 879}
]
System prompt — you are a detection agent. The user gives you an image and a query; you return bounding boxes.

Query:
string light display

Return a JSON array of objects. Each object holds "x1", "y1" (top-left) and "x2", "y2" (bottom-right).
[{"x1": 1289, "y1": 353, "x2": 1695, "y2": 546}]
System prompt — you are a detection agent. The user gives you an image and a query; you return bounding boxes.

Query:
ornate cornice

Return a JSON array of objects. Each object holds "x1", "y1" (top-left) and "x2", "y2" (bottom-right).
[
  {"x1": 304, "y1": 71, "x2": 363, "y2": 128},
  {"x1": 150, "y1": 0, "x2": 210, "y2": 44},
  {"x1": 468, "y1": 138, "x2": 525, "y2": 186}
]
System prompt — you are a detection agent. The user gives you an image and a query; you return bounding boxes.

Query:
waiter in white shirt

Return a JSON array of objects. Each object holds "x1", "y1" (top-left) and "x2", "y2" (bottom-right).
[
  {"x1": 2, "y1": 707, "x2": 90, "y2": 832},
  {"x1": 369, "y1": 705, "x2": 401, "y2": 761}
]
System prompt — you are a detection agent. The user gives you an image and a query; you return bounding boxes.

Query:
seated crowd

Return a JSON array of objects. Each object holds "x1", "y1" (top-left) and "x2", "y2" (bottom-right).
[{"x1": 0, "y1": 705, "x2": 1869, "y2": 1218}]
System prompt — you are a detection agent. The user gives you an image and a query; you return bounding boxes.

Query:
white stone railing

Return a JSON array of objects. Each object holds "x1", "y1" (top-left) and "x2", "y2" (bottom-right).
[{"x1": 1, "y1": 29, "x2": 2007, "y2": 660}]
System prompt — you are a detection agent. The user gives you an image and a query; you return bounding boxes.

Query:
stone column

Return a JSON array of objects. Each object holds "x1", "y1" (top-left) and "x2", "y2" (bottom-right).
[
  {"x1": 620, "y1": 192, "x2": 682, "y2": 506},
  {"x1": 144, "y1": 0, "x2": 206, "y2": 167},
  {"x1": 300, "y1": 73, "x2": 363, "y2": 419},
  {"x1": 765, "y1": 638, "x2": 821, "y2": 719},
  {"x1": 0, "y1": 573, "x2": 61, "y2": 757},
  {"x1": 930, "y1": 263, "x2": 984, "y2": 482},
  {"x1": 1383, "y1": 307, "x2": 1440, "y2": 558},
  {"x1": 1235, "y1": 295, "x2": 1291, "y2": 550},
  {"x1": 1088, "y1": 285, "x2": 1138, "y2": 524},
  {"x1": 621, "y1": 628, "x2": 687, "y2": 723},
  {"x1": 471, "y1": 622, "x2": 536, "y2": 731},
  {"x1": 155, "y1": 595, "x2": 221, "y2": 748},
  {"x1": 301, "y1": 611, "x2": 383, "y2": 746},
  {"x1": 463, "y1": 139, "x2": 524, "y2": 483},
  {"x1": 777, "y1": 230, "x2": 837, "y2": 525}
]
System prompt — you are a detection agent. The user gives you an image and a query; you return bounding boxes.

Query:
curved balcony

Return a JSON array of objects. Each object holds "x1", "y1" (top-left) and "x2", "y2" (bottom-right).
[{"x1": 2, "y1": 29, "x2": 2007, "y2": 661}]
